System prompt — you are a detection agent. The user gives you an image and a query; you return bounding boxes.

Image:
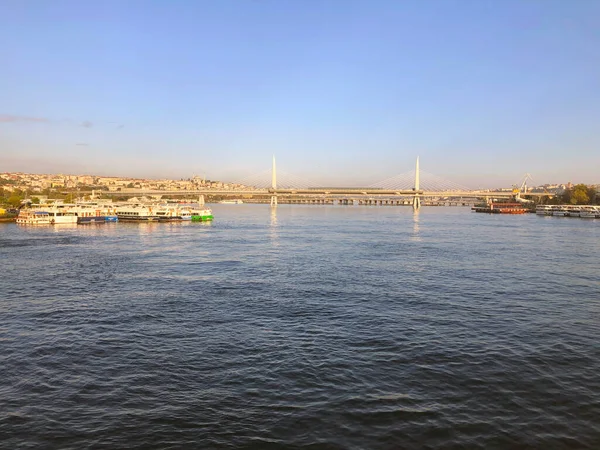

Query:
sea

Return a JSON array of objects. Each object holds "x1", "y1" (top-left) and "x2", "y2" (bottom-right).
[{"x1": 1, "y1": 205, "x2": 599, "y2": 449}]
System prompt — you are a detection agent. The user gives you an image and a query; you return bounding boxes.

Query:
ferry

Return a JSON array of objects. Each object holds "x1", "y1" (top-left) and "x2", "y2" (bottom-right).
[
  {"x1": 16, "y1": 210, "x2": 51, "y2": 225},
  {"x1": 47, "y1": 209, "x2": 78, "y2": 224},
  {"x1": 115, "y1": 205, "x2": 159, "y2": 221},
  {"x1": 70, "y1": 205, "x2": 106, "y2": 224},
  {"x1": 472, "y1": 202, "x2": 528, "y2": 214},
  {"x1": 535, "y1": 205, "x2": 553, "y2": 216},
  {"x1": 18, "y1": 206, "x2": 78, "y2": 225},
  {"x1": 70, "y1": 203, "x2": 119, "y2": 223},
  {"x1": 552, "y1": 205, "x2": 580, "y2": 217},
  {"x1": 191, "y1": 207, "x2": 214, "y2": 222},
  {"x1": 579, "y1": 206, "x2": 600, "y2": 218},
  {"x1": 155, "y1": 204, "x2": 193, "y2": 221}
]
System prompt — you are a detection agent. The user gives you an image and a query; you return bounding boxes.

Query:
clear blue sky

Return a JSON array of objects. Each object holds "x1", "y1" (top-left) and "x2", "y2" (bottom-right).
[{"x1": 2, "y1": 0, "x2": 599, "y2": 187}]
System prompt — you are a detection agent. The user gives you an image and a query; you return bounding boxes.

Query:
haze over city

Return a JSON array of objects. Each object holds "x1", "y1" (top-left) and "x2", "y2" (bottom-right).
[{"x1": 2, "y1": 0, "x2": 599, "y2": 188}]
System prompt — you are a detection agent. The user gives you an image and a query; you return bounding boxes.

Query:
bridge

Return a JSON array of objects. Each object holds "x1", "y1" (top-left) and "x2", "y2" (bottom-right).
[{"x1": 98, "y1": 157, "x2": 551, "y2": 208}]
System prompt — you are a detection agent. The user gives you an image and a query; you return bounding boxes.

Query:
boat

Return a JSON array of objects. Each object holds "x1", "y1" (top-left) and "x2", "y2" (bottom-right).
[
  {"x1": 190, "y1": 207, "x2": 214, "y2": 222},
  {"x1": 553, "y1": 205, "x2": 580, "y2": 217},
  {"x1": 16, "y1": 210, "x2": 51, "y2": 225},
  {"x1": 47, "y1": 209, "x2": 78, "y2": 224},
  {"x1": 115, "y1": 205, "x2": 159, "y2": 221},
  {"x1": 566, "y1": 206, "x2": 581, "y2": 217},
  {"x1": 549, "y1": 205, "x2": 564, "y2": 216},
  {"x1": 472, "y1": 202, "x2": 528, "y2": 214},
  {"x1": 219, "y1": 199, "x2": 244, "y2": 204},
  {"x1": 69, "y1": 202, "x2": 119, "y2": 223},
  {"x1": 535, "y1": 205, "x2": 553, "y2": 216},
  {"x1": 579, "y1": 206, "x2": 600, "y2": 218},
  {"x1": 21, "y1": 205, "x2": 78, "y2": 224},
  {"x1": 154, "y1": 204, "x2": 193, "y2": 221},
  {"x1": 69, "y1": 205, "x2": 107, "y2": 224}
]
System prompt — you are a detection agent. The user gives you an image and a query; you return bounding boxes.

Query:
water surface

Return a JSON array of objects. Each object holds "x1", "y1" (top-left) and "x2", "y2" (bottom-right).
[{"x1": 1, "y1": 205, "x2": 599, "y2": 449}]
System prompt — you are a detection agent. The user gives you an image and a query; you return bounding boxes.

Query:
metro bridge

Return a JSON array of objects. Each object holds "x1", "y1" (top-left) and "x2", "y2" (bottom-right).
[{"x1": 99, "y1": 157, "x2": 551, "y2": 208}]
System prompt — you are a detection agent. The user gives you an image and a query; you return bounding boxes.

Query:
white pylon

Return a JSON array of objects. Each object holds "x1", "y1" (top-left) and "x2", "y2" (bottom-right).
[
  {"x1": 413, "y1": 156, "x2": 421, "y2": 210},
  {"x1": 414, "y1": 156, "x2": 420, "y2": 191},
  {"x1": 271, "y1": 155, "x2": 277, "y2": 190},
  {"x1": 270, "y1": 155, "x2": 278, "y2": 207}
]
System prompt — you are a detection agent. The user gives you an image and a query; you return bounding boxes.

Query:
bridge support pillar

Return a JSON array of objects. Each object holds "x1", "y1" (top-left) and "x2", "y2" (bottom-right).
[
  {"x1": 270, "y1": 195, "x2": 278, "y2": 207},
  {"x1": 413, "y1": 195, "x2": 421, "y2": 209}
]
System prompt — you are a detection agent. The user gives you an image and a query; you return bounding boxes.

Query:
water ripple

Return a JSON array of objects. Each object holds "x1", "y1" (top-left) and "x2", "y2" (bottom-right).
[{"x1": 1, "y1": 207, "x2": 600, "y2": 448}]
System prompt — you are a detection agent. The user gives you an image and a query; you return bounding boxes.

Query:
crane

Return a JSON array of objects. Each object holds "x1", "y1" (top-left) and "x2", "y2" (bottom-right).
[{"x1": 513, "y1": 173, "x2": 533, "y2": 203}]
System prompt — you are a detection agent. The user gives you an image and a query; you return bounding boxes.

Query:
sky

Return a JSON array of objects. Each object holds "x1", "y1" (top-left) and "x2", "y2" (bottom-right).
[{"x1": 1, "y1": 0, "x2": 599, "y2": 188}]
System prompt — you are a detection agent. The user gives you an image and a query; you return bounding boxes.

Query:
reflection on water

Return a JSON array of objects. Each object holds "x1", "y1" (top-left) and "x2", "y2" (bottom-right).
[
  {"x1": 411, "y1": 209, "x2": 421, "y2": 242},
  {"x1": 51, "y1": 224, "x2": 78, "y2": 232},
  {"x1": 269, "y1": 207, "x2": 278, "y2": 245}
]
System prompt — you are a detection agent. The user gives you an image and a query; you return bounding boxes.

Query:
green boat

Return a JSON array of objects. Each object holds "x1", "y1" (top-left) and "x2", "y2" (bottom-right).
[{"x1": 190, "y1": 207, "x2": 214, "y2": 222}]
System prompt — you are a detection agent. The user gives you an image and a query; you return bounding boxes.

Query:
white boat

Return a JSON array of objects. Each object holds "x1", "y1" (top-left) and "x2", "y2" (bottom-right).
[
  {"x1": 580, "y1": 206, "x2": 600, "y2": 218},
  {"x1": 16, "y1": 210, "x2": 51, "y2": 225},
  {"x1": 180, "y1": 209, "x2": 192, "y2": 220},
  {"x1": 535, "y1": 205, "x2": 553, "y2": 216},
  {"x1": 115, "y1": 205, "x2": 159, "y2": 221},
  {"x1": 565, "y1": 206, "x2": 581, "y2": 217},
  {"x1": 154, "y1": 204, "x2": 193, "y2": 221},
  {"x1": 219, "y1": 199, "x2": 244, "y2": 204},
  {"x1": 47, "y1": 209, "x2": 78, "y2": 224},
  {"x1": 552, "y1": 206, "x2": 571, "y2": 217},
  {"x1": 16, "y1": 207, "x2": 77, "y2": 224}
]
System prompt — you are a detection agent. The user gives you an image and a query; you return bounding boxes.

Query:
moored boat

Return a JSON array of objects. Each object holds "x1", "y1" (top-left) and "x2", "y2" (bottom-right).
[
  {"x1": 553, "y1": 205, "x2": 581, "y2": 217},
  {"x1": 191, "y1": 207, "x2": 214, "y2": 222},
  {"x1": 535, "y1": 205, "x2": 553, "y2": 216},
  {"x1": 579, "y1": 206, "x2": 600, "y2": 218},
  {"x1": 154, "y1": 204, "x2": 193, "y2": 221},
  {"x1": 551, "y1": 206, "x2": 568, "y2": 217},
  {"x1": 70, "y1": 205, "x2": 107, "y2": 224},
  {"x1": 472, "y1": 202, "x2": 528, "y2": 214},
  {"x1": 48, "y1": 209, "x2": 78, "y2": 224},
  {"x1": 69, "y1": 203, "x2": 119, "y2": 223},
  {"x1": 115, "y1": 205, "x2": 159, "y2": 221},
  {"x1": 16, "y1": 210, "x2": 51, "y2": 225}
]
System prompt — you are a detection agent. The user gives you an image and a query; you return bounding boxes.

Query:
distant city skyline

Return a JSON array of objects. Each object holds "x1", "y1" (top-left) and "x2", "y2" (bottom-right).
[{"x1": 2, "y1": 0, "x2": 599, "y2": 188}]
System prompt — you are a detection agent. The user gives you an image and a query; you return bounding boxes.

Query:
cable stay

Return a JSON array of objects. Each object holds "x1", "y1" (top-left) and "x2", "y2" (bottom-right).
[
  {"x1": 369, "y1": 170, "x2": 471, "y2": 192},
  {"x1": 230, "y1": 169, "x2": 318, "y2": 190}
]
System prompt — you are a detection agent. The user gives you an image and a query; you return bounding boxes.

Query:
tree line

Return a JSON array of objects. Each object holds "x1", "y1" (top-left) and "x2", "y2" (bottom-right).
[{"x1": 549, "y1": 184, "x2": 598, "y2": 205}]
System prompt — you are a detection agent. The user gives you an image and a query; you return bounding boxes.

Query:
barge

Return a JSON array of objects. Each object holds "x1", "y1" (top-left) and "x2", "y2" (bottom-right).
[{"x1": 472, "y1": 202, "x2": 528, "y2": 214}]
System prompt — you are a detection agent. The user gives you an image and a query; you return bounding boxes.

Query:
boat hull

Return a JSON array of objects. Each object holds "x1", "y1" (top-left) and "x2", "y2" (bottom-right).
[
  {"x1": 78, "y1": 216, "x2": 107, "y2": 224},
  {"x1": 472, "y1": 203, "x2": 527, "y2": 214},
  {"x1": 191, "y1": 214, "x2": 214, "y2": 222},
  {"x1": 117, "y1": 216, "x2": 160, "y2": 222}
]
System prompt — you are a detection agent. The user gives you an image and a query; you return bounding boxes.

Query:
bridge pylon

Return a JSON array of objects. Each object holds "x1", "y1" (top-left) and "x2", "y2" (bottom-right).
[
  {"x1": 412, "y1": 156, "x2": 421, "y2": 210},
  {"x1": 270, "y1": 155, "x2": 277, "y2": 207}
]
